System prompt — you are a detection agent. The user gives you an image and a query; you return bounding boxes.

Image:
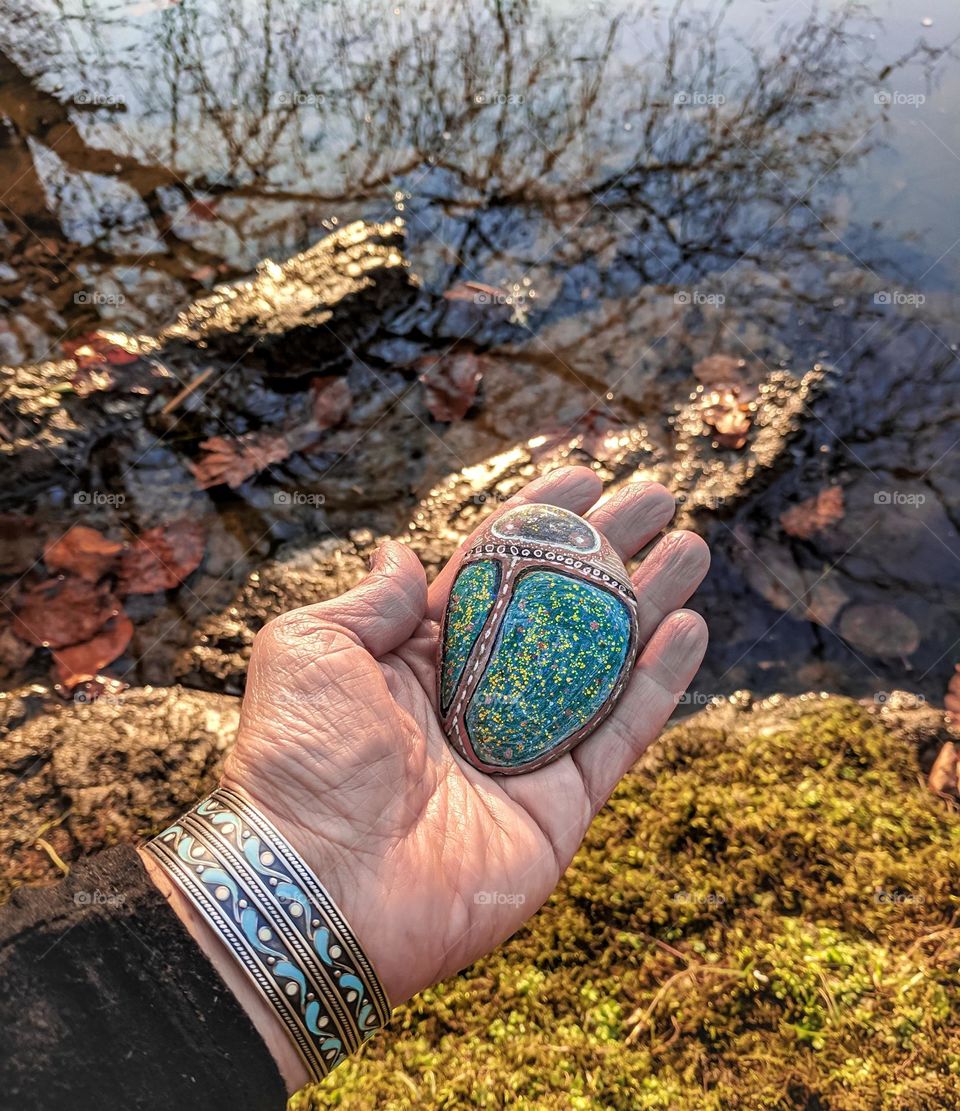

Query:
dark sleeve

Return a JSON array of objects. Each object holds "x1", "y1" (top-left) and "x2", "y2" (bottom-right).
[{"x1": 0, "y1": 844, "x2": 287, "y2": 1111}]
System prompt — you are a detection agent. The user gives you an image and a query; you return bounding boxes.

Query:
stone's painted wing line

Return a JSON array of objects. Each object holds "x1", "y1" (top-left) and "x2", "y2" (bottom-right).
[
  {"x1": 464, "y1": 570, "x2": 633, "y2": 768},
  {"x1": 438, "y1": 559, "x2": 501, "y2": 715},
  {"x1": 491, "y1": 503, "x2": 601, "y2": 554}
]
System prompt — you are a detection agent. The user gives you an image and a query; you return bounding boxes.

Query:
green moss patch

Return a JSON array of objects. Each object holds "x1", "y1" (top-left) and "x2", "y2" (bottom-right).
[{"x1": 296, "y1": 696, "x2": 960, "y2": 1110}]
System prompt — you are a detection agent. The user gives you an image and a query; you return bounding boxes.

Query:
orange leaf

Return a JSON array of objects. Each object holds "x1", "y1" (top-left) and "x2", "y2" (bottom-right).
[
  {"x1": 13, "y1": 578, "x2": 122, "y2": 649},
  {"x1": 118, "y1": 520, "x2": 206, "y2": 594},
  {"x1": 780, "y1": 486, "x2": 845, "y2": 540},
  {"x1": 44, "y1": 525, "x2": 123, "y2": 583},
  {"x1": 419, "y1": 352, "x2": 484, "y2": 422},
  {"x1": 53, "y1": 613, "x2": 134, "y2": 690},
  {"x1": 189, "y1": 432, "x2": 293, "y2": 490}
]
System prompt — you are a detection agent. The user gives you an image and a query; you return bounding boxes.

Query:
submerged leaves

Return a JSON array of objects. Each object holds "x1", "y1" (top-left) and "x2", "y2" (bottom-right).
[
  {"x1": 5, "y1": 519, "x2": 206, "y2": 691},
  {"x1": 419, "y1": 352, "x2": 485, "y2": 422}
]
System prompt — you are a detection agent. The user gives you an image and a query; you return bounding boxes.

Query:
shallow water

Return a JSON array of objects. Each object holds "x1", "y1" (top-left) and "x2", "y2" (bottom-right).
[{"x1": 0, "y1": 0, "x2": 958, "y2": 706}]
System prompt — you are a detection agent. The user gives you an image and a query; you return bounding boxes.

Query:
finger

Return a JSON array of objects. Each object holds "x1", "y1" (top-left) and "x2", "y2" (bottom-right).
[
  {"x1": 631, "y1": 530, "x2": 711, "y2": 643},
  {"x1": 572, "y1": 609, "x2": 709, "y2": 813},
  {"x1": 585, "y1": 482, "x2": 675, "y2": 561},
  {"x1": 281, "y1": 539, "x2": 427, "y2": 657},
  {"x1": 426, "y1": 465, "x2": 602, "y2": 620}
]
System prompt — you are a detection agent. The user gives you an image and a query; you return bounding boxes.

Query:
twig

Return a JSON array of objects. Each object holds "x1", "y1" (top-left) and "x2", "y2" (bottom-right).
[{"x1": 161, "y1": 365, "x2": 215, "y2": 415}]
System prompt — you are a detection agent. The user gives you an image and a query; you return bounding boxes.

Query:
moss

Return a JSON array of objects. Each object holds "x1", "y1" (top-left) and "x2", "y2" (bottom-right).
[{"x1": 293, "y1": 695, "x2": 960, "y2": 1110}]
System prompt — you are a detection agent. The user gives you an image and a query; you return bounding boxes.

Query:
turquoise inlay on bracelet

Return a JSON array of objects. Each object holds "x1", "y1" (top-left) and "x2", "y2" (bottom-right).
[{"x1": 145, "y1": 786, "x2": 390, "y2": 1082}]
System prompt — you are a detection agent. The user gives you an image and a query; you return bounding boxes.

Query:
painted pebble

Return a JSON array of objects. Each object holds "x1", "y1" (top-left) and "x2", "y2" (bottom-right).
[{"x1": 437, "y1": 503, "x2": 640, "y2": 774}]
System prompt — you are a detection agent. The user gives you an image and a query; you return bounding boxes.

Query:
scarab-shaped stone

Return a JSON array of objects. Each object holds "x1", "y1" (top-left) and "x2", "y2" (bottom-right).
[{"x1": 437, "y1": 503, "x2": 640, "y2": 774}]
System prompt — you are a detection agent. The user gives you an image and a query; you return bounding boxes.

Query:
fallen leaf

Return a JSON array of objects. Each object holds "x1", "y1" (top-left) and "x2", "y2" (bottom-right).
[
  {"x1": 62, "y1": 332, "x2": 140, "y2": 369},
  {"x1": 702, "y1": 387, "x2": 753, "y2": 449},
  {"x1": 44, "y1": 525, "x2": 123, "y2": 583},
  {"x1": 838, "y1": 603, "x2": 921, "y2": 658},
  {"x1": 187, "y1": 197, "x2": 220, "y2": 221},
  {"x1": 13, "y1": 578, "x2": 122, "y2": 648},
  {"x1": 802, "y1": 577, "x2": 849, "y2": 627},
  {"x1": 442, "y1": 280, "x2": 507, "y2": 303},
  {"x1": 780, "y1": 486, "x2": 845, "y2": 540},
  {"x1": 118, "y1": 520, "x2": 206, "y2": 593},
  {"x1": 928, "y1": 741, "x2": 958, "y2": 797},
  {"x1": 189, "y1": 265, "x2": 218, "y2": 282},
  {"x1": 0, "y1": 514, "x2": 41, "y2": 574},
  {"x1": 419, "y1": 352, "x2": 484, "y2": 421},
  {"x1": 311, "y1": 377, "x2": 352, "y2": 430},
  {"x1": 52, "y1": 612, "x2": 134, "y2": 689},
  {"x1": 189, "y1": 432, "x2": 293, "y2": 489}
]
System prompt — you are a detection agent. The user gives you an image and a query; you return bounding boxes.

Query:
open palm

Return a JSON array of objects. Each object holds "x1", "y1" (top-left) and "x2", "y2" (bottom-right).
[{"x1": 223, "y1": 466, "x2": 709, "y2": 1013}]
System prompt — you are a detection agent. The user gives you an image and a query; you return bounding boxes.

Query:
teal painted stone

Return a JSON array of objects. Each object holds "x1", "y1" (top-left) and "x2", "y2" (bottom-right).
[{"x1": 437, "y1": 504, "x2": 639, "y2": 774}]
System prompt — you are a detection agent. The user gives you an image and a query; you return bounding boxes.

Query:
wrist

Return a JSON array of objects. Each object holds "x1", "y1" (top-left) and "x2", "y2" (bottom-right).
[
  {"x1": 138, "y1": 847, "x2": 309, "y2": 1093},
  {"x1": 139, "y1": 788, "x2": 391, "y2": 1091}
]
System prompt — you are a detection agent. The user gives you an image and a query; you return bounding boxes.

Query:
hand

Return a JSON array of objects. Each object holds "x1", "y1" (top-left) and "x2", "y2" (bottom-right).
[{"x1": 148, "y1": 467, "x2": 710, "y2": 1089}]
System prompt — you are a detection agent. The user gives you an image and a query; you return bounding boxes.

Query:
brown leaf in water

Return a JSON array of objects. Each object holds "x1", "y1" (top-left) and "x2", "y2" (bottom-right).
[
  {"x1": 419, "y1": 352, "x2": 484, "y2": 422},
  {"x1": 838, "y1": 603, "x2": 921, "y2": 659},
  {"x1": 52, "y1": 612, "x2": 134, "y2": 690},
  {"x1": 702, "y1": 388, "x2": 752, "y2": 449},
  {"x1": 190, "y1": 431, "x2": 293, "y2": 490},
  {"x1": 62, "y1": 332, "x2": 140, "y2": 369},
  {"x1": 442, "y1": 280, "x2": 507, "y2": 304},
  {"x1": 44, "y1": 525, "x2": 123, "y2": 583},
  {"x1": 780, "y1": 486, "x2": 845, "y2": 540},
  {"x1": 13, "y1": 578, "x2": 122, "y2": 648},
  {"x1": 311, "y1": 377, "x2": 352, "y2": 430},
  {"x1": 117, "y1": 520, "x2": 206, "y2": 594},
  {"x1": 186, "y1": 197, "x2": 220, "y2": 221}
]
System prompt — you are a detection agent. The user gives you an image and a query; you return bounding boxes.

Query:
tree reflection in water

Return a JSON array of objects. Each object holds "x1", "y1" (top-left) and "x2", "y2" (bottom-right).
[{"x1": 0, "y1": 0, "x2": 957, "y2": 702}]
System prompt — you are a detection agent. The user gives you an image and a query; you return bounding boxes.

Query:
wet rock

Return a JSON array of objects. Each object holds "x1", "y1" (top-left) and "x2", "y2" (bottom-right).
[
  {"x1": 0, "y1": 219, "x2": 416, "y2": 500},
  {"x1": 174, "y1": 535, "x2": 380, "y2": 692}
]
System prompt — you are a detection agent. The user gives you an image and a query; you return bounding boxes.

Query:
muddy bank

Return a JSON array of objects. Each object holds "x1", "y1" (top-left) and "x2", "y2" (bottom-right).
[{"x1": 0, "y1": 683, "x2": 238, "y2": 900}]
